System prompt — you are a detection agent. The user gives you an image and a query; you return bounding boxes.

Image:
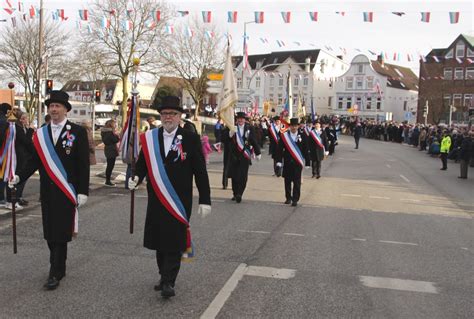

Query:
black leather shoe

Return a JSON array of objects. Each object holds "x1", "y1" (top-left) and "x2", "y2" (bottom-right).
[
  {"x1": 161, "y1": 283, "x2": 175, "y2": 298},
  {"x1": 291, "y1": 202, "x2": 297, "y2": 207},
  {"x1": 316, "y1": 175, "x2": 321, "y2": 179},
  {"x1": 154, "y1": 282, "x2": 163, "y2": 291},
  {"x1": 284, "y1": 199, "x2": 291, "y2": 204},
  {"x1": 44, "y1": 277, "x2": 60, "y2": 290},
  {"x1": 231, "y1": 196, "x2": 235, "y2": 201},
  {"x1": 235, "y1": 195, "x2": 242, "y2": 203}
]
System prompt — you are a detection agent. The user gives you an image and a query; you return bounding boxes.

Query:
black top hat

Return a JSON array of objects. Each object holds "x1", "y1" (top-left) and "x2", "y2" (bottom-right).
[
  {"x1": 273, "y1": 115, "x2": 280, "y2": 121},
  {"x1": 157, "y1": 96, "x2": 184, "y2": 113},
  {"x1": 289, "y1": 118, "x2": 299, "y2": 126},
  {"x1": 45, "y1": 90, "x2": 72, "y2": 112},
  {"x1": 235, "y1": 111, "x2": 247, "y2": 119},
  {"x1": 306, "y1": 118, "x2": 313, "y2": 124}
]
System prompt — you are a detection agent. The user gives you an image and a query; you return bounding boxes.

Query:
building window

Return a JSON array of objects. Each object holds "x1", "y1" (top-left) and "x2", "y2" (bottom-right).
[
  {"x1": 269, "y1": 94, "x2": 274, "y2": 103},
  {"x1": 303, "y1": 77, "x2": 309, "y2": 86},
  {"x1": 443, "y1": 94, "x2": 451, "y2": 107},
  {"x1": 454, "y1": 68, "x2": 464, "y2": 80},
  {"x1": 403, "y1": 101, "x2": 408, "y2": 111},
  {"x1": 376, "y1": 97, "x2": 381, "y2": 110},
  {"x1": 237, "y1": 78, "x2": 242, "y2": 88},
  {"x1": 356, "y1": 77, "x2": 363, "y2": 89},
  {"x1": 346, "y1": 77, "x2": 353, "y2": 89},
  {"x1": 456, "y1": 43, "x2": 465, "y2": 58},
  {"x1": 453, "y1": 94, "x2": 462, "y2": 107},
  {"x1": 293, "y1": 77, "x2": 299, "y2": 86},
  {"x1": 356, "y1": 97, "x2": 362, "y2": 108},
  {"x1": 278, "y1": 77, "x2": 284, "y2": 87},
  {"x1": 358, "y1": 64, "x2": 364, "y2": 73},
  {"x1": 246, "y1": 78, "x2": 251, "y2": 88},
  {"x1": 256, "y1": 77, "x2": 261, "y2": 88},
  {"x1": 269, "y1": 75, "x2": 275, "y2": 86},
  {"x1": 277, "y1": 93, "x2": 283, "y2": 105},
  {"x1": 468, "y1": 48, "x2": 474, "y2": 58},
  {"x1": 366, "y1": 97, "x2": 372, "y2": 109},
  {"x1": 445, "y1": 49, "x2": 453, "y2": 59},
  {"x1": 328, "y1": 96, "x2": 332, "y2": 107},
  {"x1": 256, "y1": 61, "x2": 263, "y2": 69},
  {"x1": 444, "y1": 68, "x2": 453, "y2": 80},
  {"x1": 464, "y1": 94, "x2": 472, "y2": 108},
  {"x1": 366, "y1": 77, "x2": 373, "y2": 89},
  {"x1": 466, "y1": 67, "x2": 474, "y2": 79},
  {"x1": 338, "y1": 97, "x2": 343, "y2": 109},
  {"x1": 346, "y1": 97, "x2": 352, "y2": 109}
]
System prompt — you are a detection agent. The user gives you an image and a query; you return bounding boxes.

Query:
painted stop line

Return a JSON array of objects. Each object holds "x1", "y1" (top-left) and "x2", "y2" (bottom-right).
[
  {"x1": 359, "y1": 276, "x2": 438, "y2": 294},
  {"x1": 200, "y1": 264, "x2": 296, "y2": 319}
]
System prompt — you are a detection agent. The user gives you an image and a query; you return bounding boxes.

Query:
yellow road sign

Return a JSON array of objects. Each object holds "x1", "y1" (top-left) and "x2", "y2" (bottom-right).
[{"x1": 207, "y1": 73, "x2": 223, "y2": 81}]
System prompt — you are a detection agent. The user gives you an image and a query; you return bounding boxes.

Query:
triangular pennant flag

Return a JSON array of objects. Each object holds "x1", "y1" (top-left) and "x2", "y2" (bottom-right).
[
  {"x1": 449, "y1": 12, "x2": 460, "y2": 24},
  {"x1": 281, "y1": 11, "x2": 291, "y2": 23},
  {"x1": 202, "y1": 11, "x2": 211, "y2": 23},
  {"x1": 227, "y1": 11, "x2": 237, "y2": 23},
  {"x1": 254, "y1": 11, "x2": 264, "y2": 23},
  {"x1": 309, "y1": 12, "x2": 318, "y2": 21}
]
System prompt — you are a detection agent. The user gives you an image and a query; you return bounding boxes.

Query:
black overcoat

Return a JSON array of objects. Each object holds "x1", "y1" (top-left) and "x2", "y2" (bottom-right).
[
  {"x1": 19, "y1": 121, "x2": 90, "y2": 242},
  {"x1": 275, "y1": 131, "x2": 310, "y2": 179},
  {"x1": 101, "y1": 128, "x2": 119, "y2": 159},
  {"x1": 135, "y1": 127, "x2": 211, "y2": 252},
  {"x1": 226, "y1": 123, "x2": 261, "y2": 170},
  {"x1": 308, "y1": 129, "x2": 328, "y2": 162}
]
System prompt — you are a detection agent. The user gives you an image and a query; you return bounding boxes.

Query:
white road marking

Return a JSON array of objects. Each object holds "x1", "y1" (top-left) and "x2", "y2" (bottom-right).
[
  {"x1": 369, "y1": 196, "x2": 390, "y2": 200},
  {"x1": 352, "y1": 238, "x2": 367, "y2": 241},
  {"x1": 341, "y1": 194, "x2": 362, "y2": 197},
  {"x1": 460, "y1": 247, "x2": 468, "y2": 251},
  {"x1": 386, "y1": 164, "x2": 391, "y2": 168},
  {"x1": 283, "y1": 233, "x2": 305, "y2": 237},
  {"x1": 400, "y1": 174, "x2": 410, "y2": 183},
  {"x1": 212, "y1": 199, "x2": 225, "y2": 203},
  {"x1": 238, "y1": 230, "x2": 270, "y2": 234},
  {"x1": 400, "y1": 198, "x2": 421, "y2": 203},
  {"x1": 379, "y1": 240, "x2": 418, "y2": 246},
  {"x1": 359, "y1": 276, "x2": 438, "y2": 294},
  {"x1": 201, "y1": 264, "x2": 295, "y2": 319},
  {"x1": 136, "y1": 195, "x2": 147, "y2": 198},
  {"x1": 109, "y1": 193, "x2": 124, "y2": 196}
]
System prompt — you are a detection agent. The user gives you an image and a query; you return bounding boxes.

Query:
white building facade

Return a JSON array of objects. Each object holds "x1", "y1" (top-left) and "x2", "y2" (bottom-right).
[{"x1": 333, "y1": 54, "x2": 418, "y2": 122}]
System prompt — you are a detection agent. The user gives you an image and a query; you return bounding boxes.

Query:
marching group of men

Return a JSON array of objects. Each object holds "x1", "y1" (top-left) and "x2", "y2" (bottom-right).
[{"x1": 5, "y1": 91, "x2": 333, "y2": 299}]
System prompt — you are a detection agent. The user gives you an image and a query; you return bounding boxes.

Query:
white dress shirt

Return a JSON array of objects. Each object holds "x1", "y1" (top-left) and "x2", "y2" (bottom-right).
[
  {"x1": 290, "y1": 131, "x2": 298, "y2": 142},
  {"x1": 163, "y1": 127, "x2": 178, "y2": 156},
  {"x1": 237, "y1": 124, "x2": 245, "y2": 136},
  {"x1": 51, "y1": 118, "x2": 68, "y2": 145}
]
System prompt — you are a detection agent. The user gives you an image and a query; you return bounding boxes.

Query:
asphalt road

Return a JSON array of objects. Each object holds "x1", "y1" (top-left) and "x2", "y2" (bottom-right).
[{"x1": 0, "y1": 135, "x2": 472, "y2": 318}]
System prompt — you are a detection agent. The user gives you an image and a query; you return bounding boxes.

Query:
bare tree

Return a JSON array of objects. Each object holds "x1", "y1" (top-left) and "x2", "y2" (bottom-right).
[
  {"x1": 0, "y1": 18, "x2": 70, "y2": 121},
  {"x1": 158, "y1": 16, "x2": 225, "y2": 119},
  {"x1": 82, "y1": 0, "x2": 171, "y2": 125}
]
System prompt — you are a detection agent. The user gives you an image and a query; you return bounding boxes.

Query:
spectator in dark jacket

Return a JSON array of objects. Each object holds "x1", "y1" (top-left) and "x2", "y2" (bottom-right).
[
  {"x1": 101, "y1": 120, "x2": 120, "y2": 187},
  {"x1": 354, "y1": 122, "x2": 362, "y2": 149},
  {"x1": 458, "y1": 131, "x2": 473, "y2": 179}
]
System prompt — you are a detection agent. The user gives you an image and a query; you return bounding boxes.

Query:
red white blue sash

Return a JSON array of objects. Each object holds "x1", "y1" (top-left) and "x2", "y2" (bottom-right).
[
  {"x1": 281, "y1": 131, "x2": 305, "y2": 168},
  {"x1": 304, "y1": 126, "x2": 311, "y2": 137},
  {"x1": 33, "y1": 126, "x2": 79, "y2": 233},
  {"x1": 140, "y1": 130, "x2": 193, "y2": 255},
  {"x1": 235, "y1": 126, "x2": 251, "y2": 160},
  {"x1": 269, "y1": 123, "x2": 280, "y2": 144},
  {"x1": 310, "y1": 129, "x2": 325, "y2": 152}
]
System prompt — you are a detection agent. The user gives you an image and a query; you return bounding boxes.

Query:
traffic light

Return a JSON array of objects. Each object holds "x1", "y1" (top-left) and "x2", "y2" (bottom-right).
[
  {"x1": 94, "y1": 90, "x2": 101, "y2": 103},
  {"x1": 45, "y1": 79, "x2": 53, "y2": 94}
]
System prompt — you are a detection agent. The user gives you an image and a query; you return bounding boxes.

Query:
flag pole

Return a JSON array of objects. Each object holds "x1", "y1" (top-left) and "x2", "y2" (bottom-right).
[
  {"x1": 129, "y1": 58, "x2": 140, "y2": 234},
  {"x1": 7, "y1": 111, "x2": 17, "y2": 253}
]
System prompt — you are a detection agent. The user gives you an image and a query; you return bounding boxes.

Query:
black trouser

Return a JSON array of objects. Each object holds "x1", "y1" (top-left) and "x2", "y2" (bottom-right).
[
  {"x1": 156, "y1": 251, "x2": 182, "y2": 286},
  {"x1": 231, "y1": 160, "x2": 249, "y2": 197},
  {"x1": 6, "y1": 181, "x2": 26, "y2": 202},
  {"x1": 105, "y1": 157, "x2": 116, "y2": 182},
  {"x1": 273, "y1": 159, "x2": 280, "y2": 176},
  {"x1": 284, "y1": 170, "x2": 302, "y2": 203},
  {"x1": 440, "y1": 153, "x2": 448, "y2": 169},
  {"x1": 312, "y1": 160, "x2": 321, "y2": 177},
  {"x1": 460, "y1": 159, "x2": 468, "y2": 178},
  {"x1": 354, "y1": 137, "x2": 360, "y2": 149},
  {"x1": 47, "y1": 242, "x2": 67, "y2": 279}
]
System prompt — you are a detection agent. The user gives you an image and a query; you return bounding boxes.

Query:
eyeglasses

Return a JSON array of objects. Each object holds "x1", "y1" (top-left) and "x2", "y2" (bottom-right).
[{"x1": 160, "y1": 111, "x2": 180, "y2": 117}]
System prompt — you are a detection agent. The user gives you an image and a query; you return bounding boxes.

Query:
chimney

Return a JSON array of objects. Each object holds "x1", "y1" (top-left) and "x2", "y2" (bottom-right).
[
  {"x1": 336, "y1": 55, "x2": 343, "y2": 60},
  {"x1": 377, "y1": 54, "x2": 384, "y2": 67}
]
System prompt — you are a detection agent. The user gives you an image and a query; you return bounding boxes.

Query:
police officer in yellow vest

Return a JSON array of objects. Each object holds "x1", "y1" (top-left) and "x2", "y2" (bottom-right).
[{"x1": 440, "y1": 130, "x2": 451, "y2": 171}]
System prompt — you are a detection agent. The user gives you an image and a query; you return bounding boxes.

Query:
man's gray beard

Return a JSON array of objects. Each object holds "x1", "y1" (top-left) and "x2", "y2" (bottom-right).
[{"x1": 162, "y1": 122, "x2": 178, "y2": 133}]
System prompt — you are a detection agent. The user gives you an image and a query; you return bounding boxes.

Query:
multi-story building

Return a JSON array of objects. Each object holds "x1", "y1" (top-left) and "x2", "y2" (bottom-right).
[
  {"x1": 233, "y1": 49, "x2": 349, "y2": 115},
  {"x1": 333, "y1": 54, "x2": 418, "y2": 123},
  {"x1": 418, "y1": 34, "x2": 474, "y2": 124}
]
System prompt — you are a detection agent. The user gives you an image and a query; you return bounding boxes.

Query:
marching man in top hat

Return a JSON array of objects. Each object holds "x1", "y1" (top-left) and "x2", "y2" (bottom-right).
[
  {"x1": 128, "y1": 96, "x2": 211, "y2": 298},
  {"x1": 10, "y1": 90, "x2": 90, "y2": 290},
  {"x1": 268, "y1": 115, "x2": 281, "y2": 176},
  {"x1": 275, "y1": 118, "x2": 310, "y2": 207},
  {"x1": 225, "y1": 111, "x2": 261, "y2": 203}
]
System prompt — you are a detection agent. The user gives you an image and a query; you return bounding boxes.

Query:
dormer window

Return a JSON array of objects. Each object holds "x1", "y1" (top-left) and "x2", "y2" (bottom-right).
[
  {"x1": 445, "y1": 49, "x2": 453, "y2": 58},
  {"x1": 456, "y1": 43, "x2": 465, "y2": 58},
  {"x1": 256, "y1": 61, "x2": 263, "y2": 69},
  {"x1": 467, "y1": 47, "x2": 474, "y2": 58},
  {"x1": 357, "y1": 64, "x2": 364, "y2": 73}
]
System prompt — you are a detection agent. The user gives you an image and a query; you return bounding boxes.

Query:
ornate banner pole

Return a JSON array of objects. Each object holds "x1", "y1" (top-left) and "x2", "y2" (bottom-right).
[
  {"x1": 6, "y1": 110, "x2": 17, "y2": 253},
  {"x1": 129, "y1": 57, "x2": 140, "y2": 234}
]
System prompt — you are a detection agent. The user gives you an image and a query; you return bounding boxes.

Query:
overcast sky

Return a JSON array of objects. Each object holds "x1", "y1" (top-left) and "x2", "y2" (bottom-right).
[{"x1": 7, "y1": 0, "x2": 473, "y2": 74}]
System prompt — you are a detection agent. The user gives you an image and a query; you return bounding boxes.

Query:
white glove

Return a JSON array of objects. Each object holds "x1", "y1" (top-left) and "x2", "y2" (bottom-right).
[
  {"x1": 324, "y1": 151, "x2": 329, "y2": 156},
  {"x1": 8, "y1": 175, "x2": 20, "y2": 188},
  {"x1": 197, "y1": 204, "x2": 212, "y2": 218},
  {"x1": 256, "y1": 154, "x2": 262, "y2": 161},
  {"x1": 229, "y1": 130, "x2": 235, "y2": 138},
  {"x1": 128, "y1": 176, "x2": 139, "y2": 190},
  {"x1": 305, "y1": 166, "x2": 310, "y2": 169},
  {"x1": 276, "y1": 162, "x2": 282, "y2": 167},
  {"x1": 77, "y1": 194, "x2": 88, "y2": 207}
]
